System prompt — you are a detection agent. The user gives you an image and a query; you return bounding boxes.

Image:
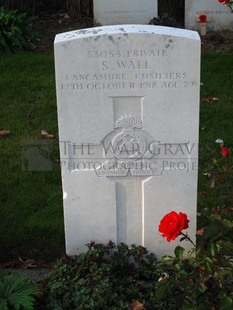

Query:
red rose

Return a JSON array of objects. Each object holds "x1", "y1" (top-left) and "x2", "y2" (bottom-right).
[
  {"x1": 224, "y1": 0, "x2": 230, "y2": 3},
  {"x1": 199, "y1": 15, "x2": 207, "y2": 23},
  {"x1": 221, "y1": 146, "x2": 230, "y2": 157},
  {"x1": 218, "y1": 0, "x2": 225, "y2": 2},
  {"x1": 158, "y1": 211, "x2": 189, "y2": 242}
]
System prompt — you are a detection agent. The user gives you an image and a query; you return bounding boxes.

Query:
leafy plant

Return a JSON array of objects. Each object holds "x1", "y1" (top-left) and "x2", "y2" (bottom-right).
[
  {"x1": 42, "y1": 241, "x2": 233, "y2": 309},
  {"x1": 0, "y1": 7, "x2": 39, "y2": 54},
  {"x1": 0, "y1": 269, "x2": 38, "y2": 310}
]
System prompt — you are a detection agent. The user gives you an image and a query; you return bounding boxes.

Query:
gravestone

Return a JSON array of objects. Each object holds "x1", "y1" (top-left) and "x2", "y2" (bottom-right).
[
  {"x1": 54, "y1": 25, "x2": 200, "y2": 258},
  {"x1": 185, "y1": 0, "x2": 233, "y2": 31},
  {"x1": 93, "y1": 0, "x2": 157, "y2": 25}
]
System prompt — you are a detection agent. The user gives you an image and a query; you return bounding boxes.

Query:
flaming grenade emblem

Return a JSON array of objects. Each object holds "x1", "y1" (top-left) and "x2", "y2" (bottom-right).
[{"x1": 110, "y1": 114, "x2": 146, "y2": 162}]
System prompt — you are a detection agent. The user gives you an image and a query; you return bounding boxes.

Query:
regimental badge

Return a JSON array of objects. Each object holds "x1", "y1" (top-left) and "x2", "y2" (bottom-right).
[{"x1": 109, "y1": 114, "x2": 146, "y2": 162}]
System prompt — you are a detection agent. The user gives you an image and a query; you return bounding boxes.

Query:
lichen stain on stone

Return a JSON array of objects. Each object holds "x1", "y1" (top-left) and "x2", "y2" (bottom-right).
[
  {"x1": 162, "y1": 35, "x2": 173, "y2": 42},
  {"x1": 92, "y1": 29, "x2": 103, "y2": 35},
  {"x1": 108, "y1": 35, "x2": 114, "y2": 42},
  {"x1": 77, "y1": 30, "x2": 89, "y2": 35},
  {"x1": 78, "y1": 37, "x2": 90, "y2": 43},
  {"x1": 62, "y1": 41, "x2": 72, "y2": 48}
]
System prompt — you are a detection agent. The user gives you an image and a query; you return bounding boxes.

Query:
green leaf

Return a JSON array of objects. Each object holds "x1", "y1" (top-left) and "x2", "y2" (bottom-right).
[
  {"x1": 155, "y1": 283, "x2": 169, "y2": 300},
  {"x1": 160, "y1": 255, "x2": 173, "y2": 263},
  {"x1": 209, "y1": 242, "x2": 218, "y2": 257},
  {"x1": 0, "y1": 300, "x2": 8, "y2": 310},
  {"x1": 219, "y1": 296, "x2": 233, "y2": 310},
  {"x1": 182, "y1": 303, "x2": 197, "y2": 310},
  {"x1": 0, "y1": 273, "x2": 37, "y2": 310},
  {"x1": 174, "y1": 246, "x2": 185, "y2": 260}
]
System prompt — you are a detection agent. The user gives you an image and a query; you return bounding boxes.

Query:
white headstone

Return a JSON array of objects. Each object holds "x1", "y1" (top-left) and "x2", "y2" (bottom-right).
[
  {"x1": 93, "y1": 0, "x2": 157, "y2": 25},
  {"x1": 54, "y1": 25, "x2": 200, "y2": 258},
  {"x1": 185, "y1": 0, "x2": 233, "y2": 31}
]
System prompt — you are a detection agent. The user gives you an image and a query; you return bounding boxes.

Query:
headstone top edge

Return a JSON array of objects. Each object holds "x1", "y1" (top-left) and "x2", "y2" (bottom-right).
[{"x1": 54, "y1": 25, "x2": 200, "y2": 44}]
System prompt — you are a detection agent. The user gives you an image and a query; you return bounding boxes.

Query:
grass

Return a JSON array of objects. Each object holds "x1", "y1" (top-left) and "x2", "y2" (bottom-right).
[
  {"x1": 0, "y1": 51, "x2": 233, "y2": 260},
  {"x1": 0, "y1": 52, "x2": 64, "y2": 259},
  {"x1": 198, "y1": 51, "x2": 233, "y2": 212}
]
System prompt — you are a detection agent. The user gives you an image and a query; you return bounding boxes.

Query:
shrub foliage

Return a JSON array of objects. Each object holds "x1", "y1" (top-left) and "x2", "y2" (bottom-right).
[
  {"x1": 0, "y1": 7, "x2": 39, "y2": 54},
  {"x1": 0, "y1": 269, "x2": 38, "y2": 310},
  {"x1": 42, "y1": 241, "x2": 233, "y2": 309}
]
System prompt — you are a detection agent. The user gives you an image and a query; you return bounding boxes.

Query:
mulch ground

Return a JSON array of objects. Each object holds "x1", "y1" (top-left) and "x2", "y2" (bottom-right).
[{"x1": 34, "y1": 11, "x2": 233, "y2": 53}]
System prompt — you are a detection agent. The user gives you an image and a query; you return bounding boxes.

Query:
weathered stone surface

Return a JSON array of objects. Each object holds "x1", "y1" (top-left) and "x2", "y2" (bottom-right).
[
  {"x1": 185, "y1": 0, "x2": 233, "y2": 31},
  {"x1": 93, "y1": 0, "x2": 157, "y2": 25},
  {"x1": 54, "y1": 25, "x2": 200, "y2": 258}
]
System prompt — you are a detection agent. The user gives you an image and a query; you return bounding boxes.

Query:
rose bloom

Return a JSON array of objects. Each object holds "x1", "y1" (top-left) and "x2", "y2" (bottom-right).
[
  {"x1": 158, "y1": 211, "x2": 189, "y2": 242},
  {"x1": 221, "y1": 146, "x2": 230, "y2": 157},
  {"x1": 218, "y1": 0, "x2": 226, "y2": 3},
  {"x1": 199, "y1": 15, "x2": 207, "y2": 23},
  {"x1": 224, "y1": 0, "x2": 231, "y2": 3}
]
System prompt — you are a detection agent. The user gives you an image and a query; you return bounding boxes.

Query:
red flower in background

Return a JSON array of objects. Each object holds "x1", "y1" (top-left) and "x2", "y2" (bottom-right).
[
  {"x1": 221, "y1": 146, "x2": 230, "y2": 157},
  {"x1": 158, "y1": 211, "x2": 190, "y2": 242},
  {"x1": 199, "y1": 15, "x2": 207, "y2": 23},
  {"x1": 218, "y1": 0, "x2": 231, "y2": 3}
]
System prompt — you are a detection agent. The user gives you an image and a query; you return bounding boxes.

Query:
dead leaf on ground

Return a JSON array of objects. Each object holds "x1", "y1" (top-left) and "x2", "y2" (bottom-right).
[
  {"x1": 3, "y1": 256, "x2": 38, "y2": 268},
  {"x1": 201, "y1": 97, "x2": 218, "y2": 104},
  {"x1": 199, "y1": 191, "x2": 206, "y2": 197},
  {"x1": 40, "y1": 130, "x2": 55, "y2": 139},
  {"x1": 0, "y1": 130, "x2": 11, "y2": 137},
  {"x1": 129, "y1": 300, "x2": 145, "y2": 310},
  {"x1": 202, "y1": 98, "x2": 210, "y2": 104},
  {"x1": 63, "y1": 13, "x2": 70, "y2": 19},
  {"x1": 203, "y1": 172, "x2": 211, "y2": 177},
  {"x1": 196, "y1": 228, "x2": 205, "y2": 236}
]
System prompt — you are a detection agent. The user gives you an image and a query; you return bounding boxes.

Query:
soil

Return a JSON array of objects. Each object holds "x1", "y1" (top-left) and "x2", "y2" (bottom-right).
[
  {"x1": 34, "y1": 11, "x2": 94, "y2": 52},
  {"x1": 34, "y1": 11, "x2": 233, "y2": 53}
]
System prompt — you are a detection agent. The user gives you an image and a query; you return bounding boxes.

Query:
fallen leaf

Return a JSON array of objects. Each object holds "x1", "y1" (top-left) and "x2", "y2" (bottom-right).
[
  {"x1": 0, "y1": 130, "x2": 10, "y2": 136},
  {"x1": 3, "y1": 256, "x2": 32, "y2": 268},
  {"x1": 203, "y1": 172, "x2": 211, "y2": 177},
  {"x1": 41, "y1": 130, "x2": 54, "y2": 139},
  {"x1": 209, "y1": 173, "x2": 216, "y2": 189},
  {"x1": 22, "y1": 259, "x2": 38, "y2": 269},
  {"x1": 3, "y1": 256, "x2": 40, "y2": 269},
  {"x1": 129, "y1": 300, "x2": 145, "y2": 310},
  {"x1": 202, "y1": 97, "x2": 218, "y2": 104},
  {"x1": 199, "y1": 191, "x2": 206, "y2": 197},
  {"x1": 196, "y1": 228, "x2": 205, "y2": 236},
  {"x1": 202, "y1": 98, "x2": 210, "y2": 103},
  {"x1": 158, "y1": 272, "x2": 169, "y2": 282},
  {"x1": 64, "y1": 13, "x2": 70, "y2": 19}
]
